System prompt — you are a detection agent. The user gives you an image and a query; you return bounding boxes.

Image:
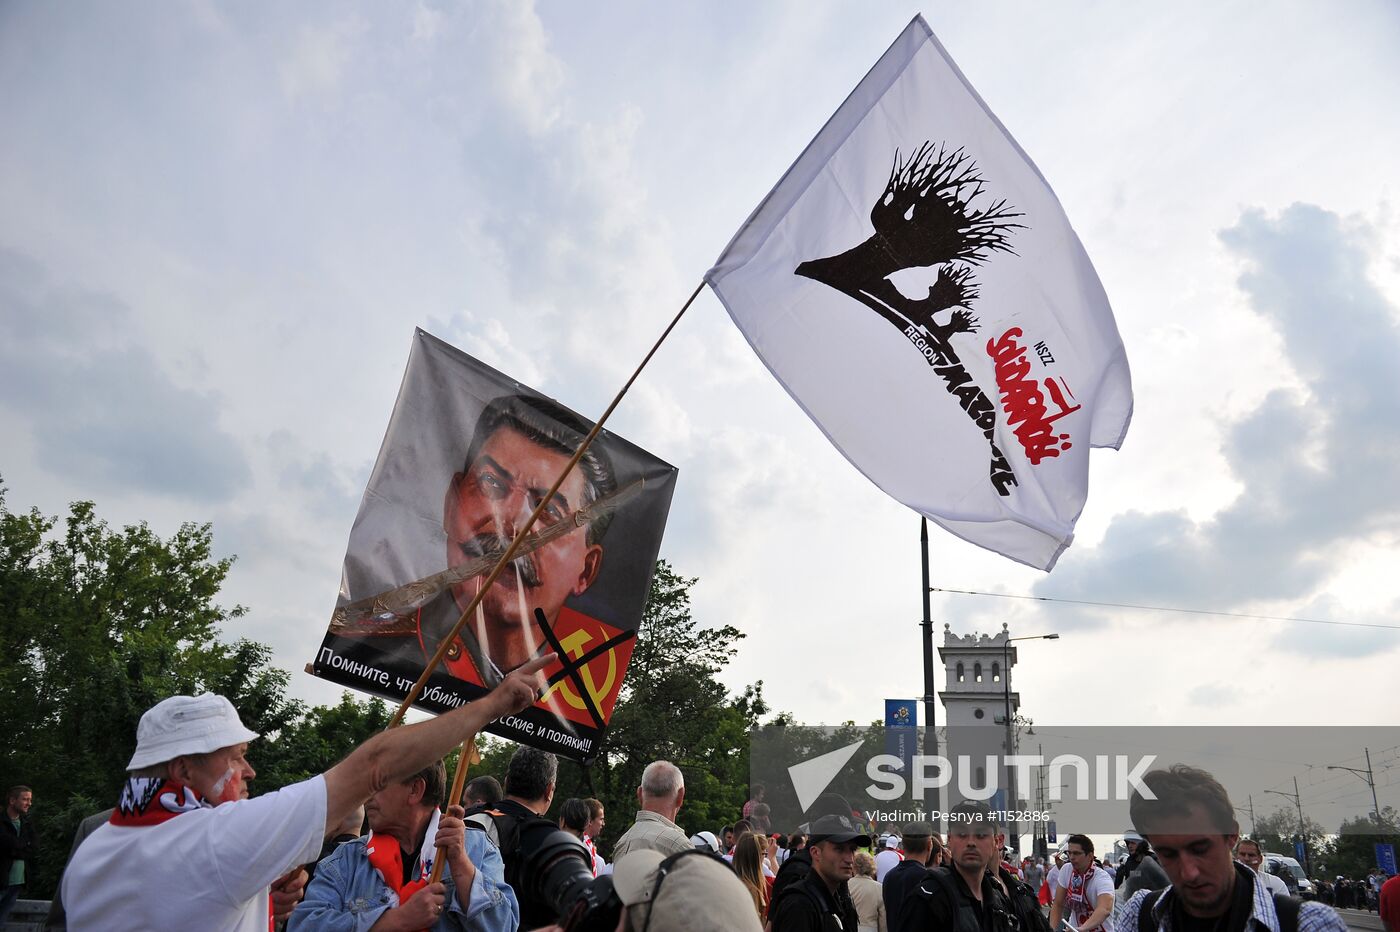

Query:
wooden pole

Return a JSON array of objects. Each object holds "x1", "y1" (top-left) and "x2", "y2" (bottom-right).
[
  {"x1": 426, "y1": 738, "x2": 477, "y2": 885},
  {"x1": 388, "y1": 279, "x2": 704, "y2": 728}
]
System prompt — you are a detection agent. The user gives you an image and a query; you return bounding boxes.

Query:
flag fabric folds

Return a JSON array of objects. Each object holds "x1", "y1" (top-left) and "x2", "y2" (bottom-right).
[{"x1": 705, "y1": 15, "x2": 1132, "y2": 571}]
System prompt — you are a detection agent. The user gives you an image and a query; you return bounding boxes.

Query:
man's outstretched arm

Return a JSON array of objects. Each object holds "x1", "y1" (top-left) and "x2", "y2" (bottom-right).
[{"x1": 320, "y1": 654, "x2": 554, "y2": 836}]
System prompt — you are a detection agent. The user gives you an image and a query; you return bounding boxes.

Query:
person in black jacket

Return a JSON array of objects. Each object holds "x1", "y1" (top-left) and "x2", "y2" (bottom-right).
[
  {"x1": 0, "y1": 786, "x2": 36, "y2": 926},
  {"x1": 903, "y1": 801, "x2": 1015, "y2": 932},
  {"x1": 769, "y1": 813, "x2": 869, "y2": 932},
  {"x1": 884, "y1": 822, "x2": 941, "y2": 932}
]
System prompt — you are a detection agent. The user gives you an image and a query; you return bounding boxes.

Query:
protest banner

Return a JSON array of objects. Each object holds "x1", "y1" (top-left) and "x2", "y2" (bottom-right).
[
  {"x1": 311, "y1": 329, "x2": 677, "y2": 761},
  {"x1": 706, "y1": 15, "x2": 1133, "y2": 570}
]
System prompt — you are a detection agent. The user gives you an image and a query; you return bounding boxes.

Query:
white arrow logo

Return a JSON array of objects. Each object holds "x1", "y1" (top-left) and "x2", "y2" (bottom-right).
[{"x1": 788, "y1": 740, "x2": 865, "y2": 812}]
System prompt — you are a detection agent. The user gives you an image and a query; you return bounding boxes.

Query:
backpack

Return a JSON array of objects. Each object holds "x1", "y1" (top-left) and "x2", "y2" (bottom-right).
[
  {"x1": 1136, "y1": 888, "x2": 1301, "y2": 932},
  {"x1": 464, "y1": 802, "x2": 558, "y2": 928},
  {"x1": 1002, "y1": 870, "x2": 1053, "y2": 932}
]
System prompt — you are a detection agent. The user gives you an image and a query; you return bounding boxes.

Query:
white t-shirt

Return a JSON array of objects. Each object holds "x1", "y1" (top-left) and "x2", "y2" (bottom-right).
[
  {"x1": 875, "y1": 848, "x2": 903, "y2": 882},
  {"x1": 1257, "y1": 869, "x2": 1290, "y2": 897},
  {"x1": 1056, "y1": 863, "x2": 1115, "y2": 931},
  {"x1": 63, "y1": 775, "x2": 327, "y2": 932}
]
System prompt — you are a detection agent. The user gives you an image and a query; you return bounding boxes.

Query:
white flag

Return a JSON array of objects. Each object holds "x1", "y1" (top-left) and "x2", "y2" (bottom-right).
[{"x1": 705, "y1": 15, "x2": 1132, "y2": 570}]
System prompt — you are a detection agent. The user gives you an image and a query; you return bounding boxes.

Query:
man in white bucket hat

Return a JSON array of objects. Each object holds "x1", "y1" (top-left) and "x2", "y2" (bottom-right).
[{"x1": 61, "y1": 657, "x2": 551, "y2": 931}]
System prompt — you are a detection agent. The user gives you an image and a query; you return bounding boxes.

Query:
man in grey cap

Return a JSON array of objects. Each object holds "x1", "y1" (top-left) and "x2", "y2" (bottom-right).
[
  {"x1": 769, "y1": 813, "x2": 868, "y2": 932},
  {"x1": 60, "y1": 658, "x2": 551, "y2": 931}
]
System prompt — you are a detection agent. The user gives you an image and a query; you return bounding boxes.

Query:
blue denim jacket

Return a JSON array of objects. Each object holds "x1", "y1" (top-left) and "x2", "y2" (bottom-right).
[{"x1": 287, "y1": 830, "x2": 519, "y2": 932}]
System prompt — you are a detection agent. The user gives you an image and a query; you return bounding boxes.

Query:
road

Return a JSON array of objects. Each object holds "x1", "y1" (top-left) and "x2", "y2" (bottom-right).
[{"x1": 1338, "y1": 907, "x2": 1386, "y2": 931}]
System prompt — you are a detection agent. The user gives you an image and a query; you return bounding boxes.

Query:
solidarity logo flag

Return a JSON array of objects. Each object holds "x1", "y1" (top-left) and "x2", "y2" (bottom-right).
[
  {"x1": 311, "y1": 330, "x2": 677, "y2": 761},
  {"x1": 706, "y1": 16, "x2": 1132, "y2": 570}
]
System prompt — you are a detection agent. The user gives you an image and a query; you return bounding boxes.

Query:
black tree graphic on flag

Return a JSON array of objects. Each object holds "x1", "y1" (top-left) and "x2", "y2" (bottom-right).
[{"x1": 795, "y1": 141, "x2": 1024, "y2": 495}]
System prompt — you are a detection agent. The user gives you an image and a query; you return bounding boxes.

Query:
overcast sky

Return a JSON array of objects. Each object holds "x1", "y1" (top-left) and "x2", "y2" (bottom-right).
[{"x1": 4, "y1": 1, "x2": 1399, "y2": 813}]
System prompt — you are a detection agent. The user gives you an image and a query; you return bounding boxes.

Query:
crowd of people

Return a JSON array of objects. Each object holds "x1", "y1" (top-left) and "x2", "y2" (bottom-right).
[{"x1": 3, "y1": 667, "x2": 1399, "y2": 932}]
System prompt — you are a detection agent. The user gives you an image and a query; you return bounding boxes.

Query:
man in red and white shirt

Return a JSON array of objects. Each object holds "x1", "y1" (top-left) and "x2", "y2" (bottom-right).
[{"x1": 1051, "y1": 834, "x2": 1115, "y2": 932}]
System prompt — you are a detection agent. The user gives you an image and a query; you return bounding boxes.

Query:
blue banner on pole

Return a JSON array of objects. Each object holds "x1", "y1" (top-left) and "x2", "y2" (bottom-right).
[
  {"x1": 1048, "y1": 820, "x2": 1057, "y2": 844},
  {"x1": 1377, "y1": 842, "x2": 1397, "y2": 875},
  {"x1": 884, "y1": 699, "x2": 918, "y2": 778},
  {"x1": 1294, "y1": 840, "x2": 1306, "y2": 863}
]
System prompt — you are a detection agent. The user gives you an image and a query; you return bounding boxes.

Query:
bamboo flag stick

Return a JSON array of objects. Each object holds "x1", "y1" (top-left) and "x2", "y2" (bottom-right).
[
  {"x1": 387, "y1": 279, "x2": 704, "y2": 727},
  {"x1": 396, "y1": 281, "x2": 705, "y2": 882}
]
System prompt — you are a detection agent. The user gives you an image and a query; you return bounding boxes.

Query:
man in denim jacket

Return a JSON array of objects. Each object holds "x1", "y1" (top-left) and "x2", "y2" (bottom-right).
[{"x1": 290, "y1": 761, "x2": 518, "y2": 931}]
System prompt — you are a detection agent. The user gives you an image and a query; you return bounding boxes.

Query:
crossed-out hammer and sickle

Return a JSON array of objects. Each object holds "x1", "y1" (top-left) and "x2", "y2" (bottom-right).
[
  {"x1": 533, "y1": 607, "x2": 636, "y2": 730},
  {"x1": 541, "y1": 628, "x2": 618, "y2": 711}
]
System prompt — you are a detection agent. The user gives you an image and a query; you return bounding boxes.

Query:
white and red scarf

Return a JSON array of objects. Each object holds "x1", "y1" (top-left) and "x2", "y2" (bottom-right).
[
  {"x1": 1066, "y1": 864, "x2": 1099, "y2": 926},
  {"x1": 110, "y1": 777, "x2": 214, "y2": 826}
]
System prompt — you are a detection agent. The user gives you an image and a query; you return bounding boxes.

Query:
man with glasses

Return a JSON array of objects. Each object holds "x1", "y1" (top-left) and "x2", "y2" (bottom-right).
[{"x1": 1051, "y1": 835, "x2": 1114, "y2": 932}]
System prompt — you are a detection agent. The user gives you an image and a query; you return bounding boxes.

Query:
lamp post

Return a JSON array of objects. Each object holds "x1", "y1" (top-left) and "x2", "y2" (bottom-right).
[
  {"x1": 1328, "y1": 748, "x2": 1381, "y2": 824},
  {"x1": 1001, "y1": 632, "x2": 1059, "y2": 855},
  {"x1": 1265, "y1": 778, "x2": 1311, "y2": 877}
]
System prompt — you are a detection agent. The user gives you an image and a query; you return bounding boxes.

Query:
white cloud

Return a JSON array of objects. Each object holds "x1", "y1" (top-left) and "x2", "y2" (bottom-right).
[{"x1": 279, "y1": 15, "x2": 367, "y2": 102}]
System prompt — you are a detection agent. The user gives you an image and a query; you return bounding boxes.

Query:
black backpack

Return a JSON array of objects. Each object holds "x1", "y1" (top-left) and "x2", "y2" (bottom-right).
[
  {"x1": 1136, "y1": 889, "x2": 1300, "y2": 932},
  {"x1": 464, "y1": 802, "x2": 558, "y2": 928},
  {"x1": 1001, "y1": 870, "x2": 1053, "y2": 932}
]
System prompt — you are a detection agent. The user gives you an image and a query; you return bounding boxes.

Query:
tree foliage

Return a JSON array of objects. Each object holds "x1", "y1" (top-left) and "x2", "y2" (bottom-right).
[
  {"x1": 0, "y1": 488, "x2": 358, "y2": 896},
  {"x1": 1313, "y1": 807, "x2": 1400, "y2": 879}
]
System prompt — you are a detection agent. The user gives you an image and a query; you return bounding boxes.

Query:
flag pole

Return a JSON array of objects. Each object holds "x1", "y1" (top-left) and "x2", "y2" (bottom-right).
[
  {"x1": 425, "y1": 737, "x2": 477, "y2": 885},
  {"x1": 388, "y1": 279, "x2": 704, "y2": 727}
]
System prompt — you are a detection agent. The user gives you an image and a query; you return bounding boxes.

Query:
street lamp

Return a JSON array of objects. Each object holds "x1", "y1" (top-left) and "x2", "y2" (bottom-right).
[
  {"x1": 1327, "y1": 748, "x2": 1382, "y2": 824},
  {"x1": 1002, "y1": 632, "x2": 1059, "y2": 855}
]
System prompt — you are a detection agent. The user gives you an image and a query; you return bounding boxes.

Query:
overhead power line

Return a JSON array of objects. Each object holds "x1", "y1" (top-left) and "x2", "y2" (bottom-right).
[{"x1": 929, "y1": 588, "x2": 1400, "y2": 631}]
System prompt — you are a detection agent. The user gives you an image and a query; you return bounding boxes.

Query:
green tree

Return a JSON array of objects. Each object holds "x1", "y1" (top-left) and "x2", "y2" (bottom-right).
[
  {"x1": 1314, "y1": 808, "x2": 1400, "y2": 879},
  {"x1": 0, "y1": 487, "x2": 302, "y2": 896},
  {"x1": 1249, "y1": 808, "x2": 1328, "y2": 874}
]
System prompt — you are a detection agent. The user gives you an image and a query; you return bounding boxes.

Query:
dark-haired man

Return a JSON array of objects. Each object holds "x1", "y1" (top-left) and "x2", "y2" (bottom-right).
[
  {"x1": 466, "y1": 745, "x2": 559, "y2": 930},
  {"x1": 1120, "y1": 764, "x2": 1345, "y2": 932},
  {"x1": 903, "y1": 801, "x2": 1016, "y2": 932},
  {"x1": 1051, "y1": 834, "x2": 1114, "y2": 932},
  {"x1": 0, "y1": 786, "x2": 35, "y2": 926},
  {"x1": 769, "y1": 813, "x2": 867, "y2": 932},
  {"x1": 883, "y1": 822, "x2": 940, "y2": 932},
  {"x1": 290, "y1": 761, "x2": 517, "y2": 931}
]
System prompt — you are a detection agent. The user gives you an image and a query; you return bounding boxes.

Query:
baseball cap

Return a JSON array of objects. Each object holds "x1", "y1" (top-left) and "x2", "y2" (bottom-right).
[
  {"x1": 613, "y1": 849, "x2": 762, "y2": 931},
  {"x1": 1123, "y1": 830, "x2": 1144, "y2": 842},
  {"x1": 126, "y1": 694, "x2": 260, "y2": 769},
  {"x1": 807, "y1": 813, "x2": 872, "y2": 847},
  {"x1": 884, "y1": 836, "x2": 900, "y2": 850}
]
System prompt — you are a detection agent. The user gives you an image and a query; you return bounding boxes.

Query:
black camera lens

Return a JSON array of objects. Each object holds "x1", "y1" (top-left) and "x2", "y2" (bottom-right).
[{"x1": 519, "y1": 826, "x2": 624, "y2": 931}]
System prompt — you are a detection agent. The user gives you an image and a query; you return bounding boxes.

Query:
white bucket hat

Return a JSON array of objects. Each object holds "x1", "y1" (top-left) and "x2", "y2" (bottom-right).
[{"x1": 126, "y1": 694, "x2": 260, "y2": 770}]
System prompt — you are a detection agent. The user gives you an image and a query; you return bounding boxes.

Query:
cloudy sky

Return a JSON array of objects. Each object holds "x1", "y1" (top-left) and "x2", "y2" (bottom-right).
[{"x1": 4, "y1": 1, "x2": 1399, "y2": 813}]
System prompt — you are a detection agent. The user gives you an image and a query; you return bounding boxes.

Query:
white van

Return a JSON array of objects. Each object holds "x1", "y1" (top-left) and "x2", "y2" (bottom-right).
[{"x1": 1263, "y1": 853, "x2": 1313, "y2": 896}]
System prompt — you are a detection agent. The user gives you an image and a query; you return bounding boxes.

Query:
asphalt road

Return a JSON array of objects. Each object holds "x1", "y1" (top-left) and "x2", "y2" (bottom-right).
[{"x1": 1337, "y1": 907, "x2": 1386, "y2": 931}]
